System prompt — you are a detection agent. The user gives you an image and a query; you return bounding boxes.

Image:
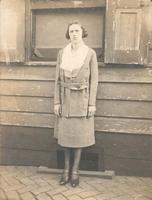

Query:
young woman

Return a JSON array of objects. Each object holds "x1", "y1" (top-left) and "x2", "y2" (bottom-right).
[{"x1": 54, "y1": 21, "x2": 98, "y2": 187}]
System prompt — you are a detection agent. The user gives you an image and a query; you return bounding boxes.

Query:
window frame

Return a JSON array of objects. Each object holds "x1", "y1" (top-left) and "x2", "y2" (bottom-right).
[{"x1": 25, "y1": 0, "x2": 106, "y2": 64}]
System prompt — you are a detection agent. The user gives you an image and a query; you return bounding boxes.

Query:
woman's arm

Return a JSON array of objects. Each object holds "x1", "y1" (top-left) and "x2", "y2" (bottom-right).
[
  {"x1": 54, "y1": 51, "x2": 61, "y2": 115},
  {"x1": 88, "y1": 49, "x2": 98, "y2": 116}
]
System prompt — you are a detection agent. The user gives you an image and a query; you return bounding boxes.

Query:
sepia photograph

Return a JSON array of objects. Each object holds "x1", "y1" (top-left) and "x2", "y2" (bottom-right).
[{"x1": 0, "y1": 0, "x2": 152, "y2": 199}]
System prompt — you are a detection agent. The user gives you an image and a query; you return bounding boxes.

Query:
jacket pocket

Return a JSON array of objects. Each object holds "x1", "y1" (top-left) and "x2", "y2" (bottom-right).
[{"x1": 69, "y1": 88, "x2": 89, "y2": 117}]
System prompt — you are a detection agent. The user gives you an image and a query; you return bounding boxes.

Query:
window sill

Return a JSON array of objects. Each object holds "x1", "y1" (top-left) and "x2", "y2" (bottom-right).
[
  {"x1": 25, "y1": 61, "x2": 105, "y2": 67},
  {"x1": 25, "y1": 61, "x2": 57, "y2": 66}
]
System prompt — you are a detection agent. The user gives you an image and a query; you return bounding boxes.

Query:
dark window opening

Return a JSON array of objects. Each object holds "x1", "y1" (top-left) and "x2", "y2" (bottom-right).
[{"x1": 27, "y1": 0, "x2": 106, "y2": 62}]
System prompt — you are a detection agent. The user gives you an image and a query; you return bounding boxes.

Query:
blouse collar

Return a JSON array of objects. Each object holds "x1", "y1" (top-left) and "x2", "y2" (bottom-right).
[{"x1": 60, "y1": 42, "x2": 89, "y2": 72}]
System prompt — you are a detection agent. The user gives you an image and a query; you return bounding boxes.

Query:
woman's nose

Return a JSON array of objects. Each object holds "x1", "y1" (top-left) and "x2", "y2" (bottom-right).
[{"x1": 72, "y1": 31, "x2": 76, "y2": 35}]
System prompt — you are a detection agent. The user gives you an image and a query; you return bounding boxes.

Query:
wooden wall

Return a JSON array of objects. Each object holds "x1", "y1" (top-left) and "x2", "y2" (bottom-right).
[
  {"x1": 1, "y1": 64, "x2": 152, "y2": 134},
  {"x1": 0, "y1": 63, "x2": 152, "y2": 176}
]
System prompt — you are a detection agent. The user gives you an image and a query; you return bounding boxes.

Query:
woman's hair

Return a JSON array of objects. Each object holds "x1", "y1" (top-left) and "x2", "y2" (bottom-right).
[{"x1": 65, "y1": 21, "x2": 88, "y2": 39}]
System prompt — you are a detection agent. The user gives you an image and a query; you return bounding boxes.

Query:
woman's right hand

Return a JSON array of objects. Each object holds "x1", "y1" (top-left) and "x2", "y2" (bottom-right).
[{"x1": 54, "y1": 104, "x2": 61, "y2": 116}]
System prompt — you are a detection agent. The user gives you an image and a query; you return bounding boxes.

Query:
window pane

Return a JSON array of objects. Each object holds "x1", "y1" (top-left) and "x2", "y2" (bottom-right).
[{"x1": 31, "y1": 8, "x2": 105, "y2": 61}]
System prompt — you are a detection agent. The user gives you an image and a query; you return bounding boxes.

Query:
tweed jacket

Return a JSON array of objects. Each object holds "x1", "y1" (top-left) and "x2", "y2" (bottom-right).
[{"x1": 54, "y1": 48, "x2": 98, "y2": 117}]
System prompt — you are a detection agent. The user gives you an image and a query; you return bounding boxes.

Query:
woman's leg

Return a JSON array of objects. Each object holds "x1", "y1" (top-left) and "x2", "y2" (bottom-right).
[
  {"x1": 71, "y1": 148, "x2": 82, "y2": 187},
  {"x1": 60, "y1": 147, "x2": 70, "y2": 185},
  {"x1": 72, "y1": 148, "x2": 82, "y2": 171},
  {"x1": 64, "y1": 147, "x2": 70, "y2": 171}
]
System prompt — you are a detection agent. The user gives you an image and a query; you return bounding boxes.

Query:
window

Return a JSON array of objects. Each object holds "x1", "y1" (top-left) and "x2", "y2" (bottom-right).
[
  {"x1": 0, "y1": 0, "x2": 25, "y2": 62},
  {"x1": 26, "y1": 0, "x2": 106, "y2": 62}
]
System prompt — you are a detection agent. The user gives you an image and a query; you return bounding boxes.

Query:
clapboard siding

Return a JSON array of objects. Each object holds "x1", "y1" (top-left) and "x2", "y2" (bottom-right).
[
  {"x1": 0, "y1": 80, "x2": 152, "y2": 101},
  {"x1": 0, "y1": 111, "x2": 54, "y2": 128},
  {"x1": 1, "y1": 81, "x2": 152, "y2": 101},
  {"x1": 96, "y1": 100, "x2": 152, "y2": 119},
  {"x1": 99, "y1": 66, "x2": 152, "y2": 83},
  {"x1": 0, "y1": 65, "x2": 55, "y2": 80},
  {"x1": 1, "y1": 112, "x2": 152, "y2": 134},
  {"x1": 0, "y1": 96, "x2": 54, "y2": 113},
  {"x1": 1, "y1": 65, "x2": 152, "y2": 82},
  {"x1": 0, "y1": 80, "x2": 54, "y2": 97},
  {"x1": 98, "y1": 83, "x2": 152, "y2": 101},
  {"x1": 1, "y1": 96, "x2": 152, "y2": 119},
  {"x1": 0, "y1": 65, "x2": 152, "y2": 135},
  {"x1": 96, "y1": 117, "x2": 152, "y2": 134},
  {"x1": 1, "y1": 64, "x2": 152, "y2": 176},
  {"x1": 2, "y1": 80, "x2": 152, "y2": 101}
]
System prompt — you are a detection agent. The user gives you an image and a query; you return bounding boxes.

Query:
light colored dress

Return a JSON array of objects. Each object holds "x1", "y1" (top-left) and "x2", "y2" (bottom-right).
[{"x1": 54, "y1": 43, "x2": 98, "y2": 148}]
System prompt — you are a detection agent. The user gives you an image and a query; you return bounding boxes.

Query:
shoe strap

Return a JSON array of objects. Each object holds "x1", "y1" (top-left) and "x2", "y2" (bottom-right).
[
  {"x1": 72, "y1": 171, "x2": 79, "y2": 175},
  {"x1": 63, "y1": 169, "x2": 69, "y2": 174}
]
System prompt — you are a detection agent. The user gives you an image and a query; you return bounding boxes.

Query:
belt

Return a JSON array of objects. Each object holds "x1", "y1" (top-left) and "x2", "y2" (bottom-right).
[{"x1": 59, "y1": 81, "x2": 89, "y2": 90}]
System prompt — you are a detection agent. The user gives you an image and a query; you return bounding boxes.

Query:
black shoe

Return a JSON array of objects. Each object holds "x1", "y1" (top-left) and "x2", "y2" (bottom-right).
[
  {"x1": 71, "y1": 171, "x2": 79, "y2": 187},
  {"x1": 59, "y1": 170, "x2": 70, "y2": 185}
]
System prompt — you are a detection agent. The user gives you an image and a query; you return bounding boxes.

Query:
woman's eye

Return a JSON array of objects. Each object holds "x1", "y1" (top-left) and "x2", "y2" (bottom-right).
[{"x1": 70, "y1": 30, "x2": 80, "y2": 33}]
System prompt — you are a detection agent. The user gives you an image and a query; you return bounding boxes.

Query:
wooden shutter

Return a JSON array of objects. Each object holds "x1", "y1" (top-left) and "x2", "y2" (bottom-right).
[
  {"x1": 0, "y1": 0, "x2": 25, "y2": 62},
  {"x1": 104, "y1": 0, "x2": 148, "y2": 64}
]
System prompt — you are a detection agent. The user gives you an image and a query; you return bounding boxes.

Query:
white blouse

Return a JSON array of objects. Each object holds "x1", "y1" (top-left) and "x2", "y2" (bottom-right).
[{"x1": 60, "y1": 43, "x2": 89, "y2": 77}]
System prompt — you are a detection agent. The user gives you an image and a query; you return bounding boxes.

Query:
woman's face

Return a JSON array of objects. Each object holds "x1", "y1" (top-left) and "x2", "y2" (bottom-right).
[{"x1": 69, "y1": 24, "x2": 83, "y2": 44}]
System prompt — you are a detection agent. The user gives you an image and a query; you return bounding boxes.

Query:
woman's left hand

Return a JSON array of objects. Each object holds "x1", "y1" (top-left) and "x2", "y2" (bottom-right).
[{"x1": 88, "y1": 106, "x2": 96, "y2": 117}]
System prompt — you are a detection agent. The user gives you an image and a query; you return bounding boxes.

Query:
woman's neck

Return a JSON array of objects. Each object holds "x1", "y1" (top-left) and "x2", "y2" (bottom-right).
[{"x1": 71, "y1": 41, "x2": 84, "y2": 51}]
